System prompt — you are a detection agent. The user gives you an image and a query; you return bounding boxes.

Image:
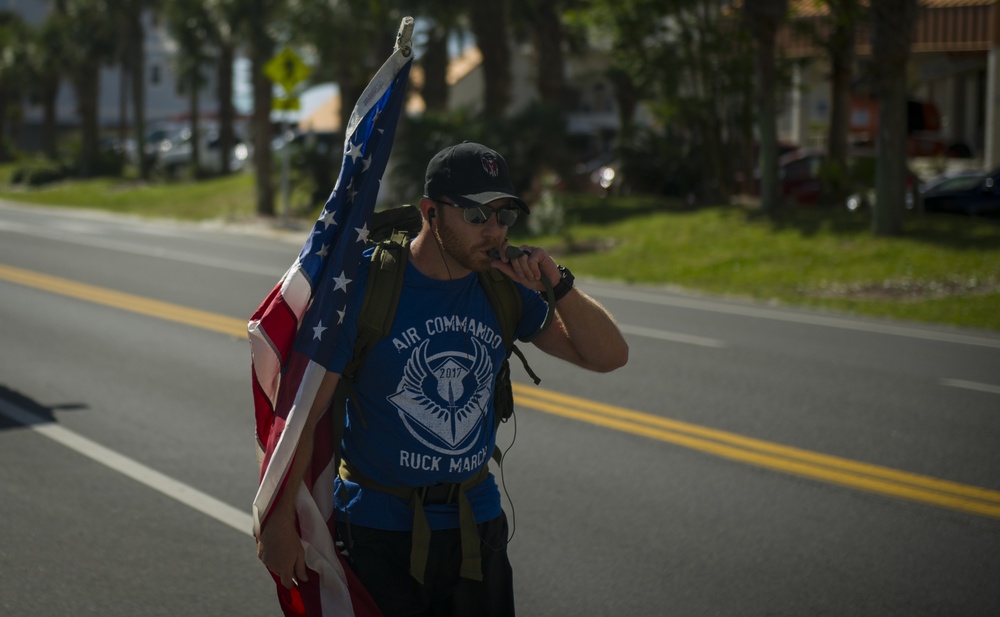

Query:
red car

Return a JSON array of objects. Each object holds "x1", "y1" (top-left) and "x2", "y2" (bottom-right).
[{"x1": 758, "y1": 149, "x2": 918, "y2": 208}]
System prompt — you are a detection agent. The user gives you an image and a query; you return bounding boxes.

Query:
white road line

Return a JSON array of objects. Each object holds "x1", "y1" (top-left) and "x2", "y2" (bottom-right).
[
  {"x1": 0, "y1": 220, "x2": 282, "y2": 277},
  {"x1": 618, "y1": 324, "x2": 726, "y2": 348},
  {"x1": 587, "y1": 283, "x2": 1000, "y2": 350},
  {"x1": 941, "y1": 379, "x2": 1000, "y2": 395},
  {"x1": 0, "y1": 398, "x2": 254, "y2": 537}
]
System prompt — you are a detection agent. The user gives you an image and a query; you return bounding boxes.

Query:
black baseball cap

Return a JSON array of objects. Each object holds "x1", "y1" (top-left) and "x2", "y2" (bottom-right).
[{"x1": 424, "y1": 142, "x2": 529, "y2": 214}]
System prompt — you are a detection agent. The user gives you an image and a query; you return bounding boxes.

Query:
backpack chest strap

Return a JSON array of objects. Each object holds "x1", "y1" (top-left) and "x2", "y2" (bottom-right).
[{"x1": 338, "y1": 459, "x2": 490, "y2": 584}]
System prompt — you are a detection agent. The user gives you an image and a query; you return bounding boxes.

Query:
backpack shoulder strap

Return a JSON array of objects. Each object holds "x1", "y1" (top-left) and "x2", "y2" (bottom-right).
[
  {"x1": 331, "y1": 236, "x2": 410, "y2": 435},
  {"x1": 477, "y1": 269, "x2": 521, "y2": 352},
  {"x1": 350, "y1": 235, "x2": 410, "y2": 379}
]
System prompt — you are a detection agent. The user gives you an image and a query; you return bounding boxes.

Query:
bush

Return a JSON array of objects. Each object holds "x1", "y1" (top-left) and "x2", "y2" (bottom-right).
[
  {"x1": 9, "y1": 158, "x2": 70, "y2": 186},
  {"x1": 94, "y1": 146, "x2": 125, "y2": 177}
]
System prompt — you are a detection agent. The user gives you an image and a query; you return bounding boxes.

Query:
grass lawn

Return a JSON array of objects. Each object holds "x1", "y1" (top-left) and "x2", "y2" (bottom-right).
[
  {"x1": 0, "y1": 166, "x2": 257, "y2": 221},
  {"x1": 517, "y1": 193, "x2": 1000, "y2": 332},
  {"x1": 2, "y1": 166, "x2": 998, "y2": 332}
]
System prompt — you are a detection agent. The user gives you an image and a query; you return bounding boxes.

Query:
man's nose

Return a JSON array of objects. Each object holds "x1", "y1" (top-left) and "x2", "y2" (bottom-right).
[{"x1": 482, "y1": 213, "x2": 505, "y2": 234}]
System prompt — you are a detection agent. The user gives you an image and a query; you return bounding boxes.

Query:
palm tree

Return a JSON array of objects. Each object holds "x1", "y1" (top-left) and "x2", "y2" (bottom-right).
[
  {"x1": 793, "y1": 0, "x2": 866, "y2": 198},
  {"x1": 414, "y1": 0, "x2": 466, "y2": 112},
  {"x1": 31, "y1": 17, "x2": 68, "y2": 159},
  {"x1": 205, "y1": 0, "x2": 243, "y2": 175},
  {"x1": 113, "y1": 0, "x2": 152, "y2": 179},
  {"x1": 871, "y1": 0, "x2": 917, "y2": 236},
  {"x1": 512, "y1": 0, "x2": 566, "y2": 106},
  {"x1": 240, "y1": 0, "x2": 289, "y2": 217},
  {"x1": 292, "y1": 1, "x2": 402, "y2": 139},
  {"x1": 164, "y1": 0, "x2": 215, "y2": 176},
  {"x1": 51, "y1": 0, "x2": 118, "y2": 177},
  {"x1": 825, "y1": 0, "x2": 864, "y2": 181},
  {"x1": 0, "y1": 10, "x2": 31, "y2": 161}
]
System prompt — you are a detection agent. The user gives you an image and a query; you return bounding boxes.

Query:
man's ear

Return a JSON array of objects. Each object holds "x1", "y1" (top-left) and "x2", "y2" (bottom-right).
[{"x1": 419, "y1": 197, "x2": 436, "y2": 225}]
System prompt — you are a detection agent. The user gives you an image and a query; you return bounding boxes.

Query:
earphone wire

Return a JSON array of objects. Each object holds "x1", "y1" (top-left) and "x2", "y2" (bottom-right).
[{"x1": 430, "y1": 208, "x2": 516, "y2": 549}]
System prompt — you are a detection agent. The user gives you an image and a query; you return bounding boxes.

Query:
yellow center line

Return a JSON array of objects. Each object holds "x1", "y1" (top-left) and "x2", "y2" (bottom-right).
[
  {"x1": 512, "y1": 384, "x2": 1000, "y2": 506},
  {"x1": 0, "y1": 263, "x2": 247, "y2": 338},
  {"x1": 4, "y1": 262, "x2": 998, "y2": 519},
  {"x1": 512, "y1": 387, "x2": 1000, "y2": 519}
]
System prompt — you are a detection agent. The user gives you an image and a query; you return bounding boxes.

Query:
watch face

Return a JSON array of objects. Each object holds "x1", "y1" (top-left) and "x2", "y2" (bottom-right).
[{"x1": 557, "y1": 265, "x2": 573, "y2": 283}]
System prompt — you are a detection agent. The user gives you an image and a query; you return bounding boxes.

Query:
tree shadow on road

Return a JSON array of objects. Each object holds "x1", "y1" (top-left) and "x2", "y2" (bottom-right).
[{"x1": 0, "y1": 384, "x2": 88, "y2": 431}]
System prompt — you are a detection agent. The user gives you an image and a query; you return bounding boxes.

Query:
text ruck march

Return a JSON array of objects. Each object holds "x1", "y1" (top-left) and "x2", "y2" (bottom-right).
[{"x1": 248, "y1": 17, "x2": 414, "y2": 617}]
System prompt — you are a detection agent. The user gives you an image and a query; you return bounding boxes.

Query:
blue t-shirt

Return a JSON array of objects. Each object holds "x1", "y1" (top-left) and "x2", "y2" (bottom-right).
[{"x1": 325, "y1": 252, "x2": 547, "y2": 531}]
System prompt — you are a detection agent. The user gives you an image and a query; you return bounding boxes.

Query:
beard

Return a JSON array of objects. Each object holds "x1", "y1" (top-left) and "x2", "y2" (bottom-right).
[{"x1": 435, "y1": 216, "x2": 495, "y2": 272}]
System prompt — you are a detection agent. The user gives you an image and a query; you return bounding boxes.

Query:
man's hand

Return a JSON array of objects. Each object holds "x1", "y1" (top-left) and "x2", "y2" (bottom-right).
[
  {"x1": 491, "y1": 243, "x2": 559, "y2": 293},
  {"x1": 256, "y1": 507, "x2": 308, "y2": 589}
]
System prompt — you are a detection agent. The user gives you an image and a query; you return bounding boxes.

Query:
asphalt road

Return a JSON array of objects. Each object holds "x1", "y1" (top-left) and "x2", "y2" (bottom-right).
[{"x1": 1, "y1": 200, "x2": 998, "y2": 616}]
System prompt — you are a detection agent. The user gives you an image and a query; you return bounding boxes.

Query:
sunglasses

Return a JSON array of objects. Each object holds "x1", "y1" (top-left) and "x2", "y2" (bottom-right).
[{"x1": 433, "y1": 199, "x2": 519, "y2": 228}]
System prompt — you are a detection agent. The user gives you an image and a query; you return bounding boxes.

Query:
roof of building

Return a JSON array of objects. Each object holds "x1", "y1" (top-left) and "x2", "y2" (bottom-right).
[{"x1": 789, "y1": 0, "x2": 997, "y2": 18}]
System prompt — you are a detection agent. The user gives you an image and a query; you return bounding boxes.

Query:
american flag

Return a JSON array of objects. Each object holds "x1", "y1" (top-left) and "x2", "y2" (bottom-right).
[{"x1": 248, "y1": 29, "x2": 412, "y2": 617}]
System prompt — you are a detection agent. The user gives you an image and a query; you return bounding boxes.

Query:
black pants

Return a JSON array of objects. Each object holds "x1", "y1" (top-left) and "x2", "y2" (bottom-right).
[{"x1": 336, "y1": 513, "x2": 515, "y2": 617}]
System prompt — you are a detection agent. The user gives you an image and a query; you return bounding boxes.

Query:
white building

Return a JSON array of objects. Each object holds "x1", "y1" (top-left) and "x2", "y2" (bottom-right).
[{"x1": 4, "y1": 0, "x2": 221, "y2": 150}]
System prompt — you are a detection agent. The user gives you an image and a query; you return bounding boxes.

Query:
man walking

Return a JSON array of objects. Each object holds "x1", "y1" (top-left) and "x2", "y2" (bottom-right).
[{"x1": 257, "y1": 142, "x2": 628, "y2": 616}]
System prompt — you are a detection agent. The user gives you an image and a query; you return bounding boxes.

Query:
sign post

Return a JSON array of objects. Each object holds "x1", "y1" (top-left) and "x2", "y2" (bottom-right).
[{"x1": 265, "y1": 47, "x2": 312, "y2": 222}]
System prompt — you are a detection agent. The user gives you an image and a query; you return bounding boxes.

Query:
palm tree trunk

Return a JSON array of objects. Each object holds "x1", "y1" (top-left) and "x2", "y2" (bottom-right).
[
  {"x1": 827, "y1": 29, "x2": 853, "y2": 171},
  {"x1": 217, "y1": 43, "x2": 235, "y2": 175},
  {"x1": 743, "y1": 0, "x2": 787, "y2": 215},
  {"x1": 871, "y1": 0, "x2": 917, "y2": 236},
  {"x1": 251, "y1": 43, "x2": 275, "y2": 217},
  {"x1": 129, "y1": 8, "x2": 148, "y2": 180},
  {"x1": 532, "y1": 1, "x2": 565, "y2": 106},
  {"x1": 0, "y1": 89, "x2": 8, "y2": 162},
  {"x1": 190, "y1": 84, "x2": 201, "y2": 174},
  {"x1": 421, "y1": 24, "x2": 449, "y2": 112},
  {"x1": 468, "y1": 0, "x2": 511, "y2": 118},
  {"x1": 119, "y1": 62, "x2": 129, "y2": 147},
  {"x1": 42, "y1": 79, "x2": 59, "y2": 159},
  {"x1": 74, "y1": 62, "x2": 101, "y2": 178},
  {"x1": 755, "y1": 25, "x2": 781, "y2": 214}
]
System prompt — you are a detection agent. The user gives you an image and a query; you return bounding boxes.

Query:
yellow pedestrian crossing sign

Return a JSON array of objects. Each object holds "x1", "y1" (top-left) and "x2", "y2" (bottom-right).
[{"x1": 265, "y1": 47, "x2": 311, "y2": 93}]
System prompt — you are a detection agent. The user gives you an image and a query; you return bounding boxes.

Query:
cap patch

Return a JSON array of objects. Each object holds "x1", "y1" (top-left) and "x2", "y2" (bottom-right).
[{"x1": 481, "y1": 153, "x2": 499, "y2": 178}]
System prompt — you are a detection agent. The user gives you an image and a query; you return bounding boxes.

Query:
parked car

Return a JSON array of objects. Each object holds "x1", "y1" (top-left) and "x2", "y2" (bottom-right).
[
  {"x1": 774, "y1": 148, "x2": 825, "y2": 206},
  {"x1": 122, "y1": 122, "x2": 184, "y2": 169},
  {"x1": 922, "y1": 166, "x2": 1000, "y2": 218},
  {"x1": 157, "y1": 127, "x2": 251, "y2": 177},
  {"x1": 763, "y1": 149, "x2": 919, "y2": 208},
  {"x1": 846, "y1": 168, "x2": 989, "y2": 214}
]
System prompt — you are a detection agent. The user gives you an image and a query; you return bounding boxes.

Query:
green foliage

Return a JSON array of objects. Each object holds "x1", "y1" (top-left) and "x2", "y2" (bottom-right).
[
  {"x1": 57, "y1": 136, "x2": 125, "y2": 178},
  {"x1": 518, "y1": 196, "x2": 1000, "y2": 331},
  {"x1": 275, "y1": 134, "x2": 341, "y2": 216},
  {"x1": 392, "y1": 103, "x2": 574, "y2": 206},
  {"x1": 9, "y1": 158, "x2": 71, "y2": 186},
  {"x1": 568, "y1": 0, "x2": 759, "y2": 198}
]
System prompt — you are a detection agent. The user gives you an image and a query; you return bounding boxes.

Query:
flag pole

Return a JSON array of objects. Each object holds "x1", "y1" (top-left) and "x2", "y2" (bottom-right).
[{"x1": 395, "y1": 16, "x2": 414, "y2": 57}]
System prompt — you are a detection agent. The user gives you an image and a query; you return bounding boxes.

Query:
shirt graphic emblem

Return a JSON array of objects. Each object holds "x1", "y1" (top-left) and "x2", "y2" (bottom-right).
[{"x1": 388, "y1": 338, "x2": 493, "y2": 455}]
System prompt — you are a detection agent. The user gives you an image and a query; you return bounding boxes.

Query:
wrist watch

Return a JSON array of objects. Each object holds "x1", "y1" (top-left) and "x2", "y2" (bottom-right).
[{"x1": 552, "y1": 265, "x2": 575, "y2": 301}]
